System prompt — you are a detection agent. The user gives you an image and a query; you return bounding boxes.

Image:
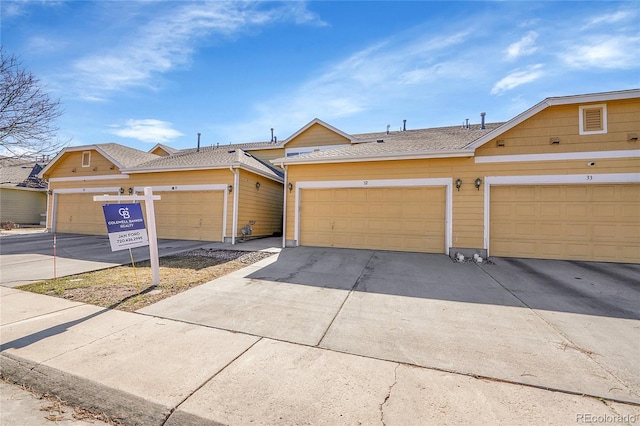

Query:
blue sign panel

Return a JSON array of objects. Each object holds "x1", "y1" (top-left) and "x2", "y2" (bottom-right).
[{"x1": 102, "y1": 203, "x2": 149, "y2": 251}]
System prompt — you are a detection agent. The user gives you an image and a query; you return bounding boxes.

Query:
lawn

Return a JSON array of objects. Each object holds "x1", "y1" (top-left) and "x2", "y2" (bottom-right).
[{"x1": 17, "y1": 249, "x2": 274, "y2": 312}]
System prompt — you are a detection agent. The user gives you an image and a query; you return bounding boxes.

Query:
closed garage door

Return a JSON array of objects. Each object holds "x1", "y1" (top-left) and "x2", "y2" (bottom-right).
[
  {"x1": 154, "y1": 191, "x2": 224, "y2": 241},
  {"x1": 300, "y1": 187, "x2": 445, "y2": 253},
  {"x1": 55, "y1": 193, "x2": 106, "y2": 235},
  {"x1": 55, "y1": 191, "x2": 225, "y2": 241},
  {"x1": 490, "y1": 184, "x2": 640, "y2": 263}
]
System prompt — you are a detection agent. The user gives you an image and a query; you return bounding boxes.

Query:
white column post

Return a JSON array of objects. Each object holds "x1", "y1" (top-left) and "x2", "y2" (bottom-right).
[{"x1": 143, "y1": 187, "x2": 160, "y2": 286}]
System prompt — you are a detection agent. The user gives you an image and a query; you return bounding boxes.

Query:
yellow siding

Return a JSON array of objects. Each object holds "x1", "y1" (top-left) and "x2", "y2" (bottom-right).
[
  {"x1": 245, "y1": 148, "x2": 285, "y2": 163},
  {"x1": 45, "y1": 150, "x2": 122, "y2": 179},
  {"x1": 285, "y1": 155, "x2": 640, "y2": 254},
  {"x1": 476, "y1": 98, "x2": 640, "y2": 157},
  {"x1": 285, "y1": 123, "x2": 350, "y2": 149},
  {"x1": 237, "y1": 170, "x2": 283, "y2": 238},
  {"x1": 149, "y1": 147, "x2": 171, "y2": 156},
  {"x1": 0, "y1": 188, "x2": 47, "y2": 224}
]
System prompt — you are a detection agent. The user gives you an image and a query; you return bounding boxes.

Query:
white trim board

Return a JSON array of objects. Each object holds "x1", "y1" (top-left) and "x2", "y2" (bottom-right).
[
  {"x1": 53, "y1": 187, "x2": 120, "y2": 194},
  {"x1": 482, "y1": 172, "x2": 640, "y2": 256},
  {"x1": 475, "y1": 149, "x2": 639, "y2": 164},
  {"x1": 49, "y1": 174, "x2": 130, "y2": 182},
  {"x1": 294, "y1": 178, "x2": 452, "y2": 254}
]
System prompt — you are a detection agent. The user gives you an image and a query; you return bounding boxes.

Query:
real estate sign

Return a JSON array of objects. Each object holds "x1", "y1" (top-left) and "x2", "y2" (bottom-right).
[{"x1": 102, "y1": 203, "x2": 149, "y2": 251}]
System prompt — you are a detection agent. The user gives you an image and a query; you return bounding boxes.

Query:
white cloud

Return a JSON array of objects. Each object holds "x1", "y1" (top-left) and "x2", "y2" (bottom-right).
[
  {"x1": 582, "y1": 10, "x2": 634, "y2": 29},
  {"x1": 219, "y1": 29, "x2": 477, "y2": 141},
  {"x1": 108, "y1": 119, "x2": 183, "y2": 143},
  {"x1": 69, "y1": 2, "x2": 324, "y2": 99},
  {"x1": 490, "y1": 64, "x2": 544, "y2": 95},
  {"x1": 505, "y1": 31, "x2": 538, "y2": 60},
  {"x1": 562, "y1": 35, "x2": 640, "y2": 69}
]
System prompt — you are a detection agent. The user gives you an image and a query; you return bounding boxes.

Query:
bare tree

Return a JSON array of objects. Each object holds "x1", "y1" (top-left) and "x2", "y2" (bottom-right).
[{"x1": 0, "y1": 47, "x2": 65, "y2": 160}]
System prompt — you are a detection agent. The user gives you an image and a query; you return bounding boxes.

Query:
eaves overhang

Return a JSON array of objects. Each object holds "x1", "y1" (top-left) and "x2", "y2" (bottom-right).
[
  {"x1": 122, "y1": 163, "x2": 284, "y2": 183},
  {"x1": 272, "y1": 150, "x2": 474, "y2": 166}
]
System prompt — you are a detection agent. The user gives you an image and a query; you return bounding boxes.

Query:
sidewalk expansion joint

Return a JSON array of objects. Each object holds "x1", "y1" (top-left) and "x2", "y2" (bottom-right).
[
  {"x1": 316, "y1": 250, "x2": 377, "y2": 347},
  {"x1": 379, "y1": 363, "x2": 399, "y2": 426},
  {"x1": 161, "y1": 337, "x2": 263, "y2": 426}
]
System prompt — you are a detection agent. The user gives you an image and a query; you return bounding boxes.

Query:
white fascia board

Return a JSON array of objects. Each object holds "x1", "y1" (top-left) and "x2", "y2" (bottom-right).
[
  {"x1": 485, "y1": 172, "x2": 639, "y2": 185},
  {"x1": 0, "y1": 186, "x2": 46, "y2": 192},
  {"x1": 49, "y1": 174, "x2": 130, "y2": 182},
  {"x1": 466, "y1": 89, "x2": 640, "y2": 151},
  {"x1": 475, "y1": 149, "x2": 640, "y2": 164},
  {"x1": 132, "y1": 184, "x2": 228, "y2": 192},
  {"x1": 53, "y1": 186, "x2": 120, "y2": 194},
  {"x1": 123, "y1": 164, "x2": 283, "y2": 183},
  {"x1": 279, "y1": 150, "x2": 473, "y2": 166}
]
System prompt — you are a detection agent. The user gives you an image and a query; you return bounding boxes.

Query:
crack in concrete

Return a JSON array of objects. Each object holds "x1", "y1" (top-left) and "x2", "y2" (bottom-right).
[
  {"x1": 379, "y1": 363, "x2": 399, "y2": 426},
  {"x1": 161, "y1": 337, "x2": 263, "y2": 426},
  {"x1": 475, "y1": 263, "x2": 640, "y2": 401},
  {"x1": 316, "y1": 251, "x2": 377, "y2": 347}
]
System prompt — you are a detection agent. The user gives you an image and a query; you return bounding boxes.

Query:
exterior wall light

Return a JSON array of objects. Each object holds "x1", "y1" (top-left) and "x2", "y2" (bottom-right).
[
  {"x1": 475, "y1": 178, "x2": 482, "y2": 190},
  {"x1": 119, "y1": 187, "x2": 125, "y2": 194},
  {"x1": 288, "y1": 183, "x2": 293, "y2": 192},
  {"x1": 455, "y1": 179, "x2": 462, "y2": 191},
  {"x1": 255, "y1": 182, "x2": 261, "y2": 190},
  {"x1": 128, "y1": 187, "x2": 133, "y2": 194},
  {"x1": 228, "y1": 184, "x2": 233, "y2": 193}
]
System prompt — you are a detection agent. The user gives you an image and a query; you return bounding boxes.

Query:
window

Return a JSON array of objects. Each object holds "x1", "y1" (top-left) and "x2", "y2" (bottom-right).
[
  {"x1": 579, "y1": 104, "x2": 607, "y2": 135},
  {"x1": 81, "y1": 151, "x2": 91, "y2": 167}
]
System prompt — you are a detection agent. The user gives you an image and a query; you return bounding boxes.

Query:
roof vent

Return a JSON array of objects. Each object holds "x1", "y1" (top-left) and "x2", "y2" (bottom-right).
[
  {"x1": 376, "y1": 139, "x2": 384, "y2": 143},
  {"x1": 403, "y1": 119, "x2": 407, "y2": 131},
  {"x1": 197, "y1": 132, "x2": 201, "y2": 152},
  {"x1": 270, "y1": 128, "x2": 274, "y2": 143},
  {"x1": 228, "y1": 149, "x2": 236, "y2": 153},
  {"x1": 480, "y1": 112, "x2": 486, "y2": 130},
  {"x1": 386, "y1": 124, "x2": 390, "y2": 135}
]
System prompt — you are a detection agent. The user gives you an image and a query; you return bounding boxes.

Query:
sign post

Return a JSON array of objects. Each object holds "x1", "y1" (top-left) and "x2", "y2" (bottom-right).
[{"x1": 94, "y1": 188, "x2": 161, "y2": 286}]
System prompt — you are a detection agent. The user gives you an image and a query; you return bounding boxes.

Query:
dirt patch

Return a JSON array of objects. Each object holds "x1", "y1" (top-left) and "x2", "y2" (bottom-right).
[{"x1": 17, "y1": 249, "x2": 274, "y2": 312}]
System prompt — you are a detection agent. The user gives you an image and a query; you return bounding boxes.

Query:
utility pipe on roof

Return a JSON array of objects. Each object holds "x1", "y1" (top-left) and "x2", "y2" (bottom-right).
[{"x1": 229, "y1": 166, "x2": 239, "y2": 245}]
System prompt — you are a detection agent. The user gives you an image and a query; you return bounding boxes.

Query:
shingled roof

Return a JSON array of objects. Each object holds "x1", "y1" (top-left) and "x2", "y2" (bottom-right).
[
  {"x1": 125, "y1": 145, "x2": 283, "y2": 181},
  {"x1": 0, "y1": 162, "x2": 47, "y2": 189},
  {"x1": 272, "y1": 122, "x2": 504, "y2": 164}
]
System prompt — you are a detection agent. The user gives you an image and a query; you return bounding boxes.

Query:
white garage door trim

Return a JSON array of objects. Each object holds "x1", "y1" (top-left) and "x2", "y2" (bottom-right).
[
  {"x1": 51, "y1": 187, "x2": 120, "y2": 233},
  {"x1": 133, "y1": 184, "x2": 229, "y2": 242},
  {"x1": 483, "y1": 172, "x2": 640, "y2": 257},
  {"x1": 295, "y1": 178, "x2": 452, "y2": 253}
]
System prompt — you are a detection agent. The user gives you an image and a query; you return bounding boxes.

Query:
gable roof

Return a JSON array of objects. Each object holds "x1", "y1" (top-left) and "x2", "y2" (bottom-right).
[
  {"x1": 149, "y1": 143, "x2": 180, "y2": 155},
  {"x1": 272, "y1": 122, "x2": 504, "y2": 165},
  {"x1": 39, "y1": 143, "x2": 160, "y2": 177},
  {"x1": 124, "y1": 146, "x2": 284, "y2": 182},
  {"x1": 465, "y1": 89, "x2": 640, "y2": 150}
]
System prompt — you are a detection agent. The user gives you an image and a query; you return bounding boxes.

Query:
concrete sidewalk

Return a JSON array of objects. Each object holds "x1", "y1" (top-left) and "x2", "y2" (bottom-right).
[{"x1": 2, "y1": 252, "x2": 639, "y2": 425}]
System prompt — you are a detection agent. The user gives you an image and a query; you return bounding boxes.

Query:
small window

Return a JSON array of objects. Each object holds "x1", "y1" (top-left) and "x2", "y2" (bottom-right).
[
  {"x1": 579, "y1": 104, "x2": 607, "y2": 135},
  {"x1": 81, "y1": 151, "x2": 91, "y2": 167}
]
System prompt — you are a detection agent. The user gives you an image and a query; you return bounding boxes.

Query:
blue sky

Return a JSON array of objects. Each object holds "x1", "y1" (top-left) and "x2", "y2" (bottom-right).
[{"x1": 2, "y1": 1, "x2": 639, "y2": 153}]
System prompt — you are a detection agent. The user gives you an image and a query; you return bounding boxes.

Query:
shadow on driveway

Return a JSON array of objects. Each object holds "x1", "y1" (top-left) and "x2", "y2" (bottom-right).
[{"x1": 248, "y1": 247, "x2": 640, "y2": 320}]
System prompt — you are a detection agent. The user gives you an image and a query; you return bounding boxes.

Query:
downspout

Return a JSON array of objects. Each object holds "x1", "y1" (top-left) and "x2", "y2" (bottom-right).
[
  {"x1": 229, "y1": 166, "x2": 239, "y2": 244},
  {"x1": 282, "y1": 164, "x2": 288, "y2": 249}
]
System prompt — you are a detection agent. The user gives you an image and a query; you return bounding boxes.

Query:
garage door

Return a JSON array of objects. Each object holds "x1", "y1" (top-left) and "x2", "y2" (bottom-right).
[
  {"x1": 55, "y1": 193, "x2": 105, "y2": 235},
  {"x1": 154, "y1": 190, "x2": 224, "y2": 241},
  {"x1": 300, "y1": 187, "x2": 445, "y2": 253},
  {"x1": 490, "y1": 184, "x2": 640, "y2": 263},
  {"x1": 55, "y1": 191, "x2": 225, "y2": 241}
]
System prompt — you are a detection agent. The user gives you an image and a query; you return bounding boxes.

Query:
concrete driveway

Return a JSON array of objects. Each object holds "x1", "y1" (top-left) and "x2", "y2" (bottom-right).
[
  {"x1": 139, "y1": 247, "x2": 640, "y2": 405},
  {"x1": 0, "y1": 233, "x2": 208, "y2": 287}
]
